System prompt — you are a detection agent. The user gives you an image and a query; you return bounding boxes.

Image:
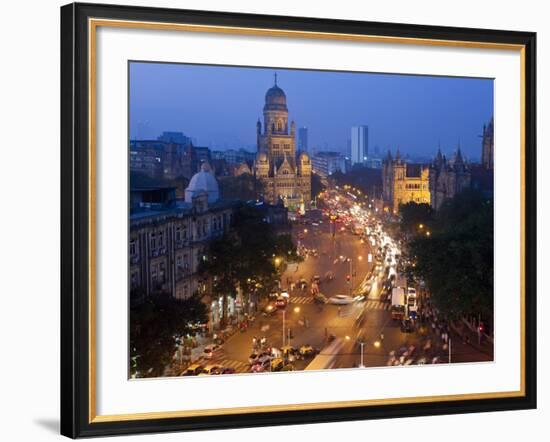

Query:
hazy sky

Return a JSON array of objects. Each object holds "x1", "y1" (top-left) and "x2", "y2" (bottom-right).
[{"x1": 129, "y1": 62, "x2": 493, "y2": 161}]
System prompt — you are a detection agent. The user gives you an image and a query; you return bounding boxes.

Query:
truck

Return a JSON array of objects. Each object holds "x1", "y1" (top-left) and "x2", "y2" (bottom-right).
[{"x1": 390, "y1": 287, "x2": 406, "y2": 320}]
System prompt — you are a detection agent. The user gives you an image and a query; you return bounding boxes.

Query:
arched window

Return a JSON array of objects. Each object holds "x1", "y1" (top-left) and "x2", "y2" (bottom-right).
[{"x1": 277, "y1": 120, "x2": 282, "y2": 131}]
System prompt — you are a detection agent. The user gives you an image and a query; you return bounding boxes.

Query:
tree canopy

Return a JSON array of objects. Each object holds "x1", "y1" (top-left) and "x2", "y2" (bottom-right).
[
  {"x1": 405, "y1": 190, "x2": 493, "y2": 319},
  {"x1": 200, "y1": 205, "x2": 299, "y2": 322},
  {"x1": 399, "y1": 202, "x2": 434, "y2": 235},
  {"x1": 130, "y1": 293, "x2": 208, "y2": 378}
]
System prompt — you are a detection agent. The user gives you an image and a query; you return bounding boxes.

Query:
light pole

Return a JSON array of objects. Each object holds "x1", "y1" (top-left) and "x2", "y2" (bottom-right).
[
  {"x1": 282, "y1": 309, "x2": 286, "y2": 347},
  {"x1": 360, "y1": 342, "x2": 365, "y2": 368},
  {"x1": 349, "y1": 258, "x2": 353, "y2": 296},
  {"x1": 448, "y1": 337, "x2": 452, "y2": 364}
]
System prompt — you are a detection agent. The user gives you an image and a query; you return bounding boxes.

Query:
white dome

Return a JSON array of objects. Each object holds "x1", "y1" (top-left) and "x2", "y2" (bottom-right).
[{"x1": 185, "y1": 162, "x2": 220, "y2": 203}]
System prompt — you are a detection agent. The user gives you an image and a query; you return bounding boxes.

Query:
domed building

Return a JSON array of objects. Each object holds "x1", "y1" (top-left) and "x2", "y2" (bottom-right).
[
  {"x1": 185, "y1": 162, "x2": 220, "y2": 203},
  {"x1": 242, "y1": 74, "x2": 311, "y2": 210}
]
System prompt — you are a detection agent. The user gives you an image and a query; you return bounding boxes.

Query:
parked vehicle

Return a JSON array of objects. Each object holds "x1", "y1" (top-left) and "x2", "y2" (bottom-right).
[
  {"x1": 200, "y1": 364, "x2": 223, "y2": 375},
  {"x1": 298, "y1": 344, "x2": 317, "y2": 357},
  {"x1": 181, "y1": 363, "x2": 204, "y2": 376},
  {"x1": 275, "y1": 297, "x2": 287, "y2": 309}
]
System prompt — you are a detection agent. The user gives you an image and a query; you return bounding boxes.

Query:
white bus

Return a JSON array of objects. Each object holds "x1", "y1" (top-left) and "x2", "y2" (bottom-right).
[{"x1": 305, "y1": 338, "x2": 345, "y2": 371}]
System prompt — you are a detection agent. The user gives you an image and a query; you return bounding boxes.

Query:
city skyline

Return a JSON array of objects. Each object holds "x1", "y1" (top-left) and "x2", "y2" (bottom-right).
[{"x1": 130, "y1": 62, "x2": 493, "y2": 161}]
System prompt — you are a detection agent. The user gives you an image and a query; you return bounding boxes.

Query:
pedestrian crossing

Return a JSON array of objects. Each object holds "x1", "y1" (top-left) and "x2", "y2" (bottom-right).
[
  {"x1": 206, "y1": 357, "x2": 250, "y2": 373},
  {"x1": 289, "y1": 296, "x2": 390, "y2": 310},
  {"x1": 290, "y1": 296, "x2": 314, "y2": 304},
  {"x1": 364, "y1": 300, "x2": 391, "y2": 311}
]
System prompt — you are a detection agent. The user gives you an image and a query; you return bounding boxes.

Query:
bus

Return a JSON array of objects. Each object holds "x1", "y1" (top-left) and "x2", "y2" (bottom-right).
[{"x1": 305, "y1": 338, "x2": 345, "y2": 371}]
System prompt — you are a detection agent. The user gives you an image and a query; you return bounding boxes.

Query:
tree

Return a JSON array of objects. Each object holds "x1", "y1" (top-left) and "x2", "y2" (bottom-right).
[
  {"x1": 399, "y1": 202, "x2": 434, "y2": 235},
  {"x1": 406, "y1": 189, "x2": 493, "y2": 319},
  {"x1": 130, "y1": 293, "x2": 208, "y2": 378},
  {"x1": 199, "y1": 205, "x2": 299, "y2": 323},
  {"x1": 311, "y1": 172, "x2": 326, "y2": 200}
]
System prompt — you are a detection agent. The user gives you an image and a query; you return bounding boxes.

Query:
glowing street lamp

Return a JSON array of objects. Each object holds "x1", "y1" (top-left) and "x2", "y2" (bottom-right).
[
  {"x1": 418, "y1": 224, "x2": 424, "y2": 229},
  {"x1": 426, "y1": 231, "x2": 431, "y2": 237},
  {"x1": 274, "y1": 257, "x2": 282, "y2": 266}
]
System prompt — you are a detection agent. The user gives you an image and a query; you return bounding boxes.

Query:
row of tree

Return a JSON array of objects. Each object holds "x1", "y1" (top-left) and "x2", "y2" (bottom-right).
[
  {"x1": 401, "y1": 189, "x2": 494, "y2": 320},
  {"x1": 199, "y1": 204, "x2": 301, "y2": 324},
  {"x1": 130, "y1": 293, "x2": 208, "y2": 378}
]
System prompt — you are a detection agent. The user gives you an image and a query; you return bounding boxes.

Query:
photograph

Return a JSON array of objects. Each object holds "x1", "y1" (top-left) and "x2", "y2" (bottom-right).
[{"x1": 128, "y1": 62, "x2": 495, "y2": 379}]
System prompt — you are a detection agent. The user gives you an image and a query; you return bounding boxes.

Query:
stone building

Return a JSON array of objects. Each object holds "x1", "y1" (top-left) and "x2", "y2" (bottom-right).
[
  {"x1": 429, "y1": 147, "x2": 472, "y2": 210},
  {"x1": 238, "y1": 75, "x2": 311, "y2": 210},
  {"x1": 382, "y1": 150, "x2": 430, "y2": 213},
  {"x1": 129, "y1": 163, "x2": 235, "y2": 305}
]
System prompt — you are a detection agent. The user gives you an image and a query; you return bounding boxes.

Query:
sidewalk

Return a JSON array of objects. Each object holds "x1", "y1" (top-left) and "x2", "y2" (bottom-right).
[{"x1": 449, "y1": 320, "x2": 494, "y2": 360}]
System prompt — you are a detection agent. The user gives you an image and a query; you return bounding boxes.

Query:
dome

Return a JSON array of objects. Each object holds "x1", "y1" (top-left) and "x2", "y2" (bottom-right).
[
  {"x1": 184, "y1": 162, "x2": 219, "y2": 203},
  {"x1": 264, "y1": 78, "x2": 288, "y2": 112}
]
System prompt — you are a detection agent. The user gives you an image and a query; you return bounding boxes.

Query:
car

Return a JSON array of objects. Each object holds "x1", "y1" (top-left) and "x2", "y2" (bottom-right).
[
  {"x1": 250, "y1": 358, "x2": 271, "y2": 373},
  {"x1": 262, "y1": 303, "x2": 277, "y2": 316},
  {"x1": 328, "y1": 294, "x2": 354, "y2": 305},
  {"x1": 313, "y1": 275, "x2": 321, "y2": 284},
  {"x1": 299, "y1": 344, "x2": 316, "y2": 357},
  {"x1": 250, "y1": 362, "x2": 267, "y2": 373},
  {"x1": 249, "y1": 351, "x2": 271, "y2": 365},
  {"x1": 182, "y1": 363, "x2": 204, "y2": 376},
  {"x1": 313, "y1": 292, "x2": 328, "y2": 304},
  {"x1": 270, "y1": 358, "x2": 285, "y2": 371},
  {"x1": 203, "y1": 344, "x2": 221, "y2": 359},
  {"x1": 275, "y1": 297, "x2": 287, "y2": 309},
  {"x1": 200, "y1": 364, "x2": 222, "y2": 375},
  {"x1": 220, "y1": 367, "x2": 236, "y2": 375},
  {"x1": 280, "y1": 345, "x2": 300, "y2": 361},
  {"x1": 281, "y1": 364, "x2": 295, "y2": 371}
]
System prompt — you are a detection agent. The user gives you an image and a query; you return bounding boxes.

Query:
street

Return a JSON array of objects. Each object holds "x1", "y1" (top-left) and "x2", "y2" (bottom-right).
[{"x1": 197, "y1": 189, "x2": 493, "y2": 374}]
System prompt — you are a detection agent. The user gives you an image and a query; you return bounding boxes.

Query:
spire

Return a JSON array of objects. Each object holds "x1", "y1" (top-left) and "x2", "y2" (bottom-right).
[
  {"x1": 455, "y1": 146, "x2": 463, "y2": 163},
  {"x1": 274, "y1": 72, "x2": 278, "y2": 86},
  {"x1": 435, "y1": 145, "x2": 443, "y2": 166},
  {"x1": 395, "y1": 148, "x2": 401, "y2": 162}
]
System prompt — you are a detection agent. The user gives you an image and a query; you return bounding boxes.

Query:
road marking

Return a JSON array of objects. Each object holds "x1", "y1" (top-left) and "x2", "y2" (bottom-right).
[
  {"x1": 291, "y1": 296, "x2": 313, "y2": 304},
  {"x1": 210, "y1": 358, "x2": 249, "y2": 373}
]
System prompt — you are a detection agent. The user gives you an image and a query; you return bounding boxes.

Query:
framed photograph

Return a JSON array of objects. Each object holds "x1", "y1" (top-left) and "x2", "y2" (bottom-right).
[{"x1": 60, "y1": 2, "x2": 537, "y2": 438}]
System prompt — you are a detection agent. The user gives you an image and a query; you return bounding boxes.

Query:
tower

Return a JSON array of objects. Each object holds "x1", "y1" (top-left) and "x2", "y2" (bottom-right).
[
  {"x1": 481, "y1": 117, "x2": 494, "y2": 169},
  {"x1": 253, "y1": 75, "x2": 311, "y2": 209}
]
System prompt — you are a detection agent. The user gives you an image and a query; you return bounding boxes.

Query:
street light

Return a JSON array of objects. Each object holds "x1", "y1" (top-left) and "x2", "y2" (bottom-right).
[
  {"x1": 426, "y1": 231, "x2": 431, "y2": 237},
  {"x1": 274, "y1": 257, "x2": 282, "y2": 266},
  {"x1": 359, "y1": 342, "x2": 365, "y2": 368}
]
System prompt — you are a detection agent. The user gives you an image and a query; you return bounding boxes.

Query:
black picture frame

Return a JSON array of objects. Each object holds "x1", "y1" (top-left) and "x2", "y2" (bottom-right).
[{"x1": 61, "y1": 2, "x2": 537, "y2": 438}]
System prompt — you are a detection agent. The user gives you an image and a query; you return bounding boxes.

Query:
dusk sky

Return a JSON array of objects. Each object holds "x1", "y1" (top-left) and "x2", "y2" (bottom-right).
[{"x1": 129, "y1": 62, "x2": 493, "y2": 161}]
